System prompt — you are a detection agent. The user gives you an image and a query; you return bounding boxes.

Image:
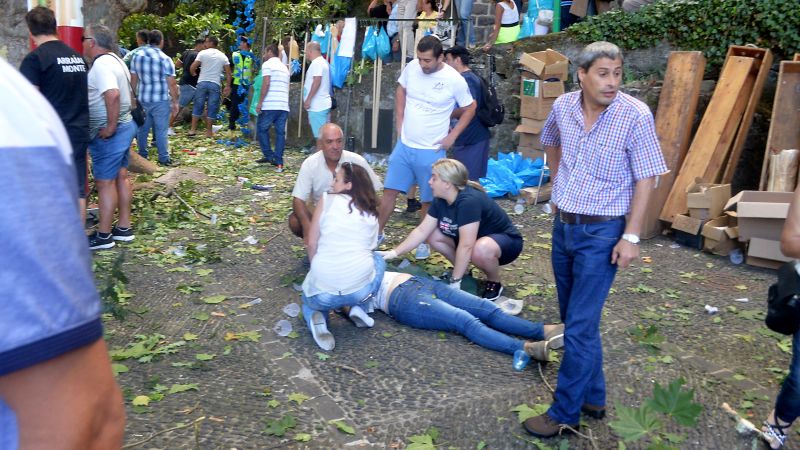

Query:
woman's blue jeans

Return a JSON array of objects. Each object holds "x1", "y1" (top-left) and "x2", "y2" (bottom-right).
[
  {"x1": 455, "y1": 0, "x2": 476, "y2": 46},
  {"x1": 547, "y1": 216, "x2": 624, "y2": 425},
  {"x1": 775, "y1": 330, "x2": 800, "y2": 424},
  {"x1": 387, "y1": 277, "x2": 545, "y2": 355},
  {"x1": 302, "y1": 253, "x2": 385, "y2": 329}
]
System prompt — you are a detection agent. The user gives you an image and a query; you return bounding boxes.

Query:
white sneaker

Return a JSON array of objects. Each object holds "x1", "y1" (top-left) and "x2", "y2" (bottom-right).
[
  {"x1": 211, "y1": 124, "x2": 223, "y2": 133},
  {"x1": 167, "y1": 127, "x2": 176, "y2": 136},
  {"x1": 309, "y1": 311, "x2": 335, "y2": 351},
  {"x1": 348, "y1": 305, "x2": 374, "y2": 328},
  {"x1": 414, "y1": 243, "x2": 430, "y2": 260}
]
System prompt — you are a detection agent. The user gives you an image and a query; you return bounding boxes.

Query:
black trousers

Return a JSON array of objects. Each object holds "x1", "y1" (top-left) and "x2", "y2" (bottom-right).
[{"x1": 228, "y1": 84, "x2": 247, "y2": 130}]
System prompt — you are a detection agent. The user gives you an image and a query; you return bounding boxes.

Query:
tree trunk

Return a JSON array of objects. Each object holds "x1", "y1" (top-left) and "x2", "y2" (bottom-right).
[{"x1": 1, "y1": 0, "x2": 146, "y2": 67}]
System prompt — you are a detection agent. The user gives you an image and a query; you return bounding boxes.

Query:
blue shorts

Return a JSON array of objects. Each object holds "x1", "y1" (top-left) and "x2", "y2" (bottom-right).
[
  {"x1": 89, "y1": 120, "x2": 136, "y2": 180},
  {"x1": 384, "y1": 140, "x2": 445, "y2": 202},
  {"x1": 308, "y1": 109, "x2": 330, "y2": 138},
  {"x1": 192, "y1": 81, "x2": 221, "y2": 119},
  {"x1": 179, "y1": 84, "x2": 196, "y2": 108}
]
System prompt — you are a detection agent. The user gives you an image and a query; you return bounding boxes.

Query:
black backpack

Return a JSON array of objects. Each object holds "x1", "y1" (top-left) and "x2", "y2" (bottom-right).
[{"x1": 476, "y1": 75, "x2": 504, "y2": 127}]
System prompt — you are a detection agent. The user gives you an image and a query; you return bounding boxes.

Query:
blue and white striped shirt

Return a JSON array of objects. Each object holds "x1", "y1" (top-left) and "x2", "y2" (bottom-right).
[
  {"x1": 130, "y1": 45, "x2": 175, "y2": 103},
  {"x1": 541, "y1": 90, "x2": 667, "y2": 216}
]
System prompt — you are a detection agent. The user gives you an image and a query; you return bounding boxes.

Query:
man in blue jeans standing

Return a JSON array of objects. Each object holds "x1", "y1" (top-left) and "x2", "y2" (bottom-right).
[
  {"x1": 130, "y1": 29, "x2": 178, "y2": 165},
  {"x1": 523, "y1": 41, "x2": 666, "y2": 438},
  {"x1": 255, "y1": 44, "x2": 290, "y2": 171},
  {"x1": 189, "y1": 36, "x2": 231, "y2": 137}
]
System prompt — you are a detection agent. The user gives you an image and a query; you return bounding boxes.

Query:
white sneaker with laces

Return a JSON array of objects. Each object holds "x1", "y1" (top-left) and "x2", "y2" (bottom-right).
[
  {"x1": 167, "y1": 127, "x2": 176, "y2": 136},
  {"x1": 414, "y1": 243, "x2": 430, "y2": 260}
]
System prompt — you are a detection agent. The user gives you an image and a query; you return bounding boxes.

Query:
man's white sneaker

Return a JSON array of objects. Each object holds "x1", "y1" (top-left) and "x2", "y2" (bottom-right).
[{"x1": 167, "y1": 127, "x2": 176, "y2": 136}]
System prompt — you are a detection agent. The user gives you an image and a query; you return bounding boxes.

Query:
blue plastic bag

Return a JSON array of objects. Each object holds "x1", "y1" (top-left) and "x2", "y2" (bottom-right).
[
  {"x1": 362, "y1": 26, "x2": 377, "y2": 61},
  {"x1": 518, "y1": 14, "x2": 535, "y2": 39},
  {"x1": 311, "y1": 24, "x2": 331, "y2": 54},
  {"x1": 330, "y1": 51, "x2": 352, "y2": 88},
  {"x1": 479, "y1": 152, "x2": 550, "y2": 197},
  {"x1": 376, "y1": 27, "x2": 391, "y2": 60}
]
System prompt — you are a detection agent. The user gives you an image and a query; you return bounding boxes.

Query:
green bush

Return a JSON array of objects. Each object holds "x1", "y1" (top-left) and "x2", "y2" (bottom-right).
[{"x1": 568, "y1": 0, "x2": 800, "y2": 68}]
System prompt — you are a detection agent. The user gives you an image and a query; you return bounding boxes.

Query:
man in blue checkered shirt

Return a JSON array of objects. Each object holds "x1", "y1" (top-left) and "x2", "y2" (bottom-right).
[
  {"x1": 130, "y1": 29, "x2": 179, "y2": 166},
  {"x1": 523, "y1": 41, "x2": 667, "y2": 438}
]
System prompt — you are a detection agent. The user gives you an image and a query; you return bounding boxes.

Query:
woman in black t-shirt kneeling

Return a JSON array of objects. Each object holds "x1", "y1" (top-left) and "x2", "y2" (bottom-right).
[{"x1": 380, "y1": 158, "x2": 523, "y2": 300}]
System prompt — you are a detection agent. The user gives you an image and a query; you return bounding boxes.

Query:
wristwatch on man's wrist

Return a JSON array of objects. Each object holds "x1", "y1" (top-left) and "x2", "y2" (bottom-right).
[{"x1": 621, "y1": 233, "x2": 640, "y2": 245}]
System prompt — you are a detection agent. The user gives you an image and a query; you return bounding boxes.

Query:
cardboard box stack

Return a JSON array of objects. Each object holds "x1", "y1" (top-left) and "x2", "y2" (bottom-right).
[
  {"x1": 671, "y1": 180, "x2": 733, "y2": 252},
  {"x1": 516, "y1": 49, "x2": 568, "y2": 161},
  {"x1": 724, "y1": 191, "x2": 794, "y2": 269}
]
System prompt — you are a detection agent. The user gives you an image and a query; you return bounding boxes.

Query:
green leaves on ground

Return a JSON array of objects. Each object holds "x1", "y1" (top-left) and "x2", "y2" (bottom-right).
[
  {"x1": 264, "y1": 414, "x2": 296, "y2": 436},
  {"x1": 167, "y1": 383, "x2": 199, "y2": 394},
  {"x1": 646, "y1": 378, "x2": 702, "y2": 427},
  {"x1": 610, "y1": 378, "x2": 702, "y2": 446},
  {"x1": 628, "y1": 325, "x2": 665, "y2": 350},
  {"x1": 511, "y1": 403, "x2": 550, "y2": 423},
  {"x1": 111, "y1": 363, "x2": 129, "y2": 376},
  {"x1": 330, "y1": 419, "x2": 355, "y2": 434},
  {"x1": 293, "y1": 433, "x2": 312, "y2": 442},
  {"x1": 109, "y1": 334, "x2": 185, "y2": 363},
  {"x1": 316, "y1": 352, "x2": 330, "y2": 361},
  {"x1": 203, "y1": 294, "x2": 227, "y2": 304},
  {"x1": 132, "y1": 395, "x2": 151, "y2": 406},
  {"x1": 288, "y1": 392, "x2": 310, "y2": 405},
  {"x1": 195, "y1": 353, "x2": 216, "y2": 361},
  {"x1": 224, "y1": 330, "x2": 262, "y2": 342}
]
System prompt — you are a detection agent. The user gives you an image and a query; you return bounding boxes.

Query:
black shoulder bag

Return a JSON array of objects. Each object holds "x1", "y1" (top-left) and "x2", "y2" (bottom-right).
[{"x1": 766, "y1": 261, "x2": 800, "y2": 335}]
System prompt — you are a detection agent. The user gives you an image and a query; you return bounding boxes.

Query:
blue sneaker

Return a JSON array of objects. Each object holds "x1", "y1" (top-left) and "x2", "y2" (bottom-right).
[
  {"x1": 414, "y1": 243, "x2": 430, "y2": 260},
  {"x1": 513, "y1": 350, "x2": 531, "y2": 371}
]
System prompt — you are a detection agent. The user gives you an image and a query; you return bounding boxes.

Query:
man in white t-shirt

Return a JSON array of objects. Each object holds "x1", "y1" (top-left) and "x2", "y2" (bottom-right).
[
  {"x1": 289, "y1": 123, "x2": 383, "y2": 239},
  {"x1": 302, "y1": 42, "x2": 332, "y2": 139},
  {"x1": 83, "y1": 24, "x2": 138, "y2": 251},
  {"x1": 189, "y1": 35, "x2": 231, "y2": 137},
  {"x1": 377, "y1": 36, "x2": 475, "y2": 241},
  {"x1": 256, "y1": 43, "x2": 290, "y2": 170}
]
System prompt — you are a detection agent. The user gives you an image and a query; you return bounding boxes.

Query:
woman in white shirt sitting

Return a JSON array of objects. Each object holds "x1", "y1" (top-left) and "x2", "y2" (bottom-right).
[{"x1": 301, "y1": 162, "x2": 384, "y2": 351}]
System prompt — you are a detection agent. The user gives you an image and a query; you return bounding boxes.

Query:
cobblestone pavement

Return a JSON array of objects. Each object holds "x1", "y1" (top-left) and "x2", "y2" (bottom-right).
[{"x1": 102, "y1": 138, "x2": 791, "y2": 450}]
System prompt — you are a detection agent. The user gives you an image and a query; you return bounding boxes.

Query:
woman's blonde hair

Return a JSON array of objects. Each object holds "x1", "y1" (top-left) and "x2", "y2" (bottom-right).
[{"x1": 431, "y1": 158, "x2": 485, "y2": 192}]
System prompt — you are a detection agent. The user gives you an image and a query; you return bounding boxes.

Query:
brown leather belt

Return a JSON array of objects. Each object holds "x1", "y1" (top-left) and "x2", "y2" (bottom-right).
[{"x1": 559, "y1": 211, "x2": 624, "y2": 225}]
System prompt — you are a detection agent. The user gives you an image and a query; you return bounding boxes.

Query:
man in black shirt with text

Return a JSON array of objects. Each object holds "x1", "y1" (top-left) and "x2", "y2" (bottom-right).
[{"x1": 20, "y1": 6, "x2": 90, "y2": 225}]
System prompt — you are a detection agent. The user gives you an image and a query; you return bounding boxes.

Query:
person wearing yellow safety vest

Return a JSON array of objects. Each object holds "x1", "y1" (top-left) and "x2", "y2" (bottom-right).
[{"x1": 228, "y1": 37, "x2": 255, "y2": 131}]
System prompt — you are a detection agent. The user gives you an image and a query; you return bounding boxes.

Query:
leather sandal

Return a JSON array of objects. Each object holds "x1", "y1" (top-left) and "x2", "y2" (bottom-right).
[{"x1": 763, "y1": 417, "x2": 790, "y2": 449}]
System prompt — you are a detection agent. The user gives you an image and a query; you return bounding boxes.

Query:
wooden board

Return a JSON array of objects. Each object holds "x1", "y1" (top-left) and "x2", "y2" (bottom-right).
[
  {"x1": 641, "y1": 51, "x2": 706, "y2": 239},
  {"x1": 759, "y1": 61, "x2": 800, "y2": 190},
  {"x1": 660, "y1": 56, "x2": 755, "y2": 223},
  {"x1": 721, "y1": 46, "x2": 773, "y2": 183}
]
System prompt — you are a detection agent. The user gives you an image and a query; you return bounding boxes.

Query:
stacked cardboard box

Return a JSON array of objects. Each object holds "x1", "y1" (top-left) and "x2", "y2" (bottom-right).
[
  {"x1": 671, "y1": 180, "x2": 734, "y2": 252},
  {"x1": 516, "y1": 49, "x2": 568, "y2": 161},
  {"x1": 725, "y1": 191, "x2": 794, "y2": 269}
]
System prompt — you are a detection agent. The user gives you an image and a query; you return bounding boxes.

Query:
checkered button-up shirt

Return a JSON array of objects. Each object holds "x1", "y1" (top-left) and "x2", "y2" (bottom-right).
[
  {"x1": 130, "y1": 45, "x2": 175, "y2": 103},
  {"x1": 540, "y1": 90, "x2": 667, "y2": 217}
]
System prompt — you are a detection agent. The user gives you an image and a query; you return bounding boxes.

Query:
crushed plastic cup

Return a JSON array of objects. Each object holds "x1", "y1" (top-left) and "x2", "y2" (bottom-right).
[
  {"x1": 273, "y1": 319, "x2": 293, "y2": 337},
  {"x1": 283, "y1": 303, "x2": 301, "y2": 317},
  {"x1": 243, "y1": 235, "x2": 258, "y2": 245},
  {"x1": 210, "y1": 214, "x2": 218, "y2": 225},
  {"x1": 242, "y1": 297, "x2": 263, "y2": 307},
  {"x1": 494, "y1": 297, "x2": 523, "y2": 315},
  {"x1": 704, "y1": 305, "x2": 718, "y2": 314},
  {"x1": 172, "y1": 245, "x2": 186, "y2": 257},
  {"x1": 729, "y1": 249, "x2": 744, "y2": 265},
  {"x1": 514, "y1": 199, "x2": 525, "y2": 215}
]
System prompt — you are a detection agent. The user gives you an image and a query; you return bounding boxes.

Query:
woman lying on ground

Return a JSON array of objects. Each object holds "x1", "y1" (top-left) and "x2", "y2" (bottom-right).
[
  {"x1": 349, "y1": 271, "x2": 564, "y2": 370},
  {"x1": 381, "y1": 158, "x2": 523, "y2": 300},
  {"x1": 301, "y1": 162, "x2": 384, "y2": 351}
]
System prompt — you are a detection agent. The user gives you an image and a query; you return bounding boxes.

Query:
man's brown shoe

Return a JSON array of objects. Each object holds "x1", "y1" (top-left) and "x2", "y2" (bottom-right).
[
  {"x1": 522, "y1": 413, "x2": 579, "y2": 438},
  {"x1": 544, "y1": 323, "x2": 565, "y2": 349},
  {"x1": 581, "y1": 403, "x2": 606, "y2": 419},
  {"x1": 523, "y1": 340, "x2": 550, "y2": 362}
]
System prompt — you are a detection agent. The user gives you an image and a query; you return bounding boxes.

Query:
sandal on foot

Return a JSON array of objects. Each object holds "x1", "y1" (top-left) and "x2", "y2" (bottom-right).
[{"x1": 763, "y1": 419, "x2": 790, "y2": 449}]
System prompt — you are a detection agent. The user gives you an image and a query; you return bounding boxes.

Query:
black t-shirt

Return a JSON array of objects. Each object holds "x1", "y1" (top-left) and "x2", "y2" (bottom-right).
[
  {"x1": 19, "y1": 40, "x2": 89, "y2": 145},
  {"x1": 428, "y1": 185, "x2": 522, "y2": 241},
  {"x1": 455, "y1": 70, "x2": 491, "y2": 146},
  {"x1": 179, "y1": 50, "x2": 199, "y2": 86}
]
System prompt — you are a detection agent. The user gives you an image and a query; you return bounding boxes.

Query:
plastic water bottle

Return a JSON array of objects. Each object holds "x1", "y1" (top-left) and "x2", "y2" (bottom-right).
[
  {"x1": 273, "y1": 319, "x2": 293, "y2": 337},
  {"x1": 282, "y1": 303, "x2": 300, "y2": 318},
  {"x1": 729, "y1": 249, "x2": 744, "y2": 265},
  {"x1": 514, "y1": 199, "x2": 525, "y2": 215}
]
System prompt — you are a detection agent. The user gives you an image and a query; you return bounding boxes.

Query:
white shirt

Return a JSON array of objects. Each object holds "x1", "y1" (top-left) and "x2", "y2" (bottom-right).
[
  {"x1": 260, "y1": 57, "x2": 290, "y2": 112},
  {"x1": 302, "y1": 192, "x2": 378, "y2": 297},
  {"x1": 87, "y1": 53, "x2": 132, "y2": 138},
  {"x1": 291, "y1": 150, "x2": 383, "y2": 203},
  {"x1": 499, "y1": 2, "x2": 520, "y2": 24},
  {"x1": 195, "y1": 48, "x2": 229, "y2": 86},
  {"x1": 303, "y1": 56, "x2": 332, "y2": 112},
  {"x1": 398, "y1": 60, "x2": 474, "y2": 149}
]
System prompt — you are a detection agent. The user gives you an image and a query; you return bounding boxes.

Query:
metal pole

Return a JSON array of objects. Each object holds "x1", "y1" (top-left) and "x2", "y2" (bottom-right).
[{"x1": 297, "y1": 29, "x2": 309, "y2": 138}]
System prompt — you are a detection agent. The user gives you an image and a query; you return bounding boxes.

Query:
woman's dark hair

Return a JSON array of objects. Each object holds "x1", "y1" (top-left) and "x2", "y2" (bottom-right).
[
  {"x1": 339, "y1": 162, "x2": 379, "y2": 218},
  {"x1": 421, "y1": 0, "x2": 438, "y2": 11}
]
